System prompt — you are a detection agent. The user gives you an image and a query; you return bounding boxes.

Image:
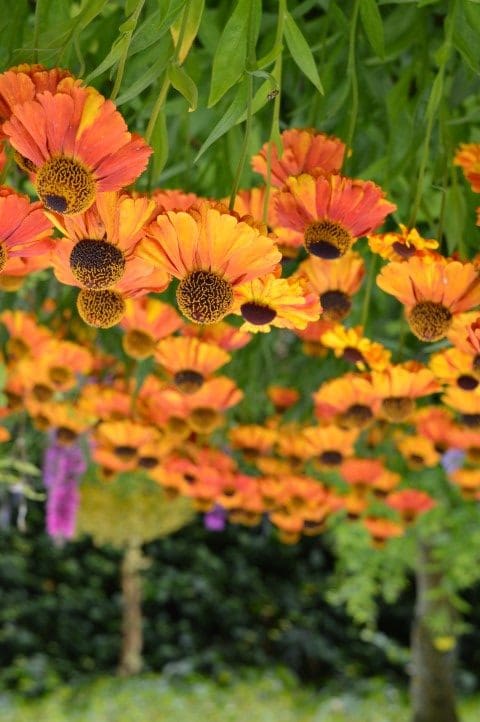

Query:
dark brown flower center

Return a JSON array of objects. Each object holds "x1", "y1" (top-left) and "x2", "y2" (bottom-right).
[
  {"x1": 392, "y1": 241, "x2": 416, "y2": 259},
  {"x1": 462, "y1": 413, "x2": 480, "y2": 428},
  {"x1": 304, "y1": 219, "x2": 353, "y2": 259},
  {"x1": 32, "y1": 383, "x2": 53, "y2": 402},
  {"x1": 176, "y1": 270, "x2": 234, "y2": 324},
  {"x1": 70, "y1": 239, "x2": 125, "y2": 290},
  {"x1": 320, "y1": 450, "x2": 343, "y2": 466},
  {"x1": 408, "y1": 301, "x2": 452, "y2": 342},
  {"x1": 0, "y1": 243, "x2": 7, "y2": 273},
  {"x1": 36, "y1": 155, "x2": 96, "y2": 215},
  {"x1": 77, "y1": 289, "x2": 126, "y2": 328},
  {"x1": 138, "y1": 456, "x2": 158, "y2": 469},
  {"x1": 320, "y1": 290, "x2": 351, "y2": 322},
  {"x1": 174, "y1": 369, "x2": 204, "y2": 394},
  {"x1": 457, "y1": 374, "x2": 478, "y2": 391},
  {"x1": 240, "y1": 302, "x2": 277, "y2": 325},
  {"x1": 122, "y1": 329, "x2": 156, "y2": 359},
  {"x1": 114, "y1": 445, "x2": 137, "y2": 461},
  {"x1": 189, "y1": 407, "x2": 221, "y2": 433},
  {"x1": 381, "y1": 396, "x2": 415, "y2": 422},
  {"x1": 56, "y1": 427, "x2": 77, "y2": 445},
  {"x1": 342, "y1": 346, "x2": 365, "y2": 364},
  {"x1": 49, "y1": 366, "x2": 73, "y2": 387},
  {"x1": 339, "y1": 403, "x2": 373, "y2": 429}
]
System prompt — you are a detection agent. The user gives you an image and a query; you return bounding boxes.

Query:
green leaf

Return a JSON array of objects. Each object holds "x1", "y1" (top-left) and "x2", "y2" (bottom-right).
[
  {"x1": 130, "y1": 0, "x2": 185, "y2": 56},
  {"x1": 85, "y1": 35, "x2": 129, "y2": 82},
  {"x1": 0, "y1": 363, "x2": 6, "y2": 391},
  {"x1": 425, "y1": 73, "x2": 444, "y2": 121},
  {"x1": 196, "y1": 80, "x2": 249, "y2": 162},
  {"x1": 115, "y1": 49, "x2": 171, "y2": 105},
  {"x1": 359, "y1": 0, "x2": 385, "y2": 58},
  {"x1": 284, "y1": 11, "x2": 324, "y2": 95},
  {"x1": 168, "y1": 62, "x2": 198, "y2": 110},
  {"x1": 151, "y1": 107, "x2": 169, "y2": 181},
  {"x1": 208, "y1": 0, "x2": 252, "y2": 107},
  {"x1": 454, "y1": 0, "x2": 480, "y2": 74},
  {"x1": 171, "y1": 0, "x2": 205, "y2": 64},
  {"x1": 444, "y1": 184, "x2": 467, "y2": 255}
]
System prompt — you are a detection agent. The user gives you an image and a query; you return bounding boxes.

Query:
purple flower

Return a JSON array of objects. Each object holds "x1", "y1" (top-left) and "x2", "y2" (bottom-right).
[
  {"x1": 441, "y1": 448, "x2": 465, "y2": 475},
  {"x1": 204, "y1": 505, "x2": 227, "y2": 532},
  {"x1": 43, "y1": 439, "x2": 86, "y2": 541}
]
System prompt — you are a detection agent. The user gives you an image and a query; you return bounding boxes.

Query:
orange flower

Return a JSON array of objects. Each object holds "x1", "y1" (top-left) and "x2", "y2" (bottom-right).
[
  {"x1": 430, "y1": 347, "x2": 480, "y2": 391},
  {"x1": 275, "y1": 172, "x2": 396, "y2": 259},
  {"x1": 80, "y1": 383, "x2": 133, "y2": 422},
  {"x1": 294, "y1": 318, "x2": 335, "y2": 356},
  {"x1": 252, "y1": 129, "x2": 346, "y2": 187},
  {"x1": 151, "y1": 188, "x2": 200, "y2": 213},
  {"x1": 185, "y1": 376, "x2": 244, "y2": 434},
  {"x1": 454, "y1": 143, "x2": 480, "y2": 192},
  {"x1": 1, "y1": 310, "x2": 52, "y2": 359},
  {"x1": 341, "y1": 458, "x2": 392, "y2": 495},
  {"x1": 370, "y1": 363, "x2": 439, "y2": 422},
  {"x1": 229, "y1": 425, "x2": 277, "y2": 460},
  {"x1": 155, "y1": 336, "x2": 231, "y2": 393},
  {"x1": 296, "y1": 252, "x2": 365, "y2": 322},
  {"x1": 414, "y1": 406, "x2": 457, "y2": 452},
  {"x1": 442, "y1": 386, "x2": 480, "y2": 427},
  {"x1": 302, "y1": 424, "x2": 358, "y2": 466},
  {"x1": 267, "y1": 385, "x2": 300, "y2": 412},
  {"x1": 119, "y1": 297, "x2": 182, "y2": 359},
  {"x1": 232, "y1": 272, "x2": 321, "y2": 333},
  {"x1": 0, "y1": 187, "x2": 53, "y2": 273},
  {"x1": 95, "y1": 421, "x2": 159, "y2": 464},
  {"x1": 446, "y1": 311, "x2": 479, "y2": 352},
  {"x1": 181, "y1": 321, "x2": 251, "y2": 352},
  {"x1": 363, "y1": 517, "x2": 404, "y2": 548},
  {"x1": 396, "y1": 435, "x2": 440, "y2": 469},
  {"x1": 376, "y1": 256, "x2": 480, "y2": 342},
  {"x1": 139, "y1": 203, "x2": 281, "y2": 324},
  {"x1": 313, "y1": 373, "x2": 381, "y2": 428},
  {"x1": 368, "y1": 224, "x2": 438, "y2": 262},
  {"x1": 320, "y1": 324, "x2": 391, "y2": 371},
  {"x1": 38, "y1": 339, "x2": 93, "y2": 391},
  {"x1": 0, "y1": 426, "x2": 10, "y2": 443},
  {"x1": 449, "y1": 469, "x2": 480, "y2": 500},
  {"x1": 49, "y1": 191, "x2": 158, "y2": 289},
  {"x1": 0, "y1": 252, "x2": 53, "y2": 291},
  {"x1": 36, "y1": 401, "x2": 96, "y2": 443},
  {"x1": 385, "y1": 489, "x2": 436, "y2": 522},
  {"x1": 466, "y1": 316, "x2": 480, "y2": 356},
  {"x1": 4, "y1": 79, "x2": 151, "y2": 214}
]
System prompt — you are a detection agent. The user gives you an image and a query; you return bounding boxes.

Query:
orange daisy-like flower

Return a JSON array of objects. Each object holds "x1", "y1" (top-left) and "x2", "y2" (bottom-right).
[
  {"x1": 95, "y1": 420, "x2": 159, "y2": 464},
  {"x1": 466, "y1": 316, "x2": 480, "y2": 357},
  {"x1": 154, "y1": 336, "x2": 231, "y2": 393},
  {"x1": 430, "y1": 347, "x2": 480, "y2": 391},
  {"x1": 4, "y1": 79, "x2": 151, "y2": 215},
  {"x1": 275, "y1": 172, "x2": 396, "y2": 259},
  {"x1": 36, "y1": 401, "x2": 96, "y2": 444},
  {"x1": 376, "y1": 256, "x2": 480, "y2": 342},
  {"x1": 385, "y1": 489, "x2": 436, "y2": 523},
  {"x1": 313, "y1": 373, "x2": 381, "y2": 429},
  {"x1": 454, "y1": 143, "x2": 480, "y2": 192},
  {"x1": 0, "y1": 252, "x2": 53, "y2": 292},
  {"x1": 52, "y1": 202, "x2": 169, "y2": 329},
  {"x1": 0, "y1": 187, "x2": 53, "y2": 273},
  {"x1": 445, "y1": 311, "x2": 479, "y2": 352},
  {"x1": 252, "y1": 128, "x2": 346, "y2": 187},
  {"x1": 232, "y1": 273, "x2": 321, "y2": 333},
  {"x1": 39, "y1": 339, "x2": 93, "y2": 391},
  {"x1": 296, "y1": 252, "x2": 365, "y2": 322},
  {"x1": 229, "y1": 424, "x2": 277, "y2": 460},
  {"x1": 442, "y1": 386, "x2": 480, "y2": 427},
  {"x1": 267, "y1": 385, "x2": 300, "y2": 412},
  {"x1": 363, "y1": 517, "x2": 404, "y2": 548},
  {"x1": 340, "y1": 458, "x2": 393, "y2": 496},
  {"x1": 120, "y1": 297, "x2": 183, "y2": 360},
  {"x1": 79, "y1": 383, "x2": 133, "y2": 422},
  {"x1": 395, "y1": 434, "x2": 440, "y2": 469},
  {"x1": 302, "y1": 424, "x2": 358, "y2": 467},
  {"x1": 414, "y1": 406, "x2": 457, "y2": 453},
  {"x1": 184, "y1": 376, "x2": 244, "y2": 434},
  {"x1": 320, "y1": 324, "x2": 391, "y2": 371},
  {"x1": 151, "y1": 188, "x2": 200, "y2": 213},
  {"x1": 368, "y1": 224, "x2": 438, "y2": 262},
  {"x1": 139, "y1": 203, "x2": 281, "y2": 324},
  {"x1": 449, "y1": 469, "x2": 480, "y2": 501},
  {"x1": 1, "y1": 310, "x2": 53, "y2": 360},
  {"x1": 370, "y1": 363, "x2": 439, "y2": 422}
]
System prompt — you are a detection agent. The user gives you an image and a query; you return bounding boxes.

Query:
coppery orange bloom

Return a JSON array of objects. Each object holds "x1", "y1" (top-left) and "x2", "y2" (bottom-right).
[
  {"x1": 313, "y1": 373, "x2": 381, "y2": 428},
  {"x1": 139, "y1": 203, "x2": 281, "y2": 324},
  {"x1": 229, "y1": 425, "x2": 277, "y2": 459},
  {"x1": 396, "y1": 434, "x2": 440, "y2": 469},
  {"x1": 294, "y1": 318, "x2": 335, "y2": 356},
  {"x1": 449, "y1": 469, "x2": 480, "y2": 500},
  {"x1": 320, "y1": 324, "x2": 391, "y2": 371},
  {"x1": 302, "y1": 424, "x2": 358, "y2": 466},
  {"x1": 184, "y1": 376, "x2": 244, "y2": 434},
  {"x1": 275, "y1": 172, "x2": 396, "y2": 259},
  {"x1": 120, "y1": 297, "x2": 183, "y2": 359},
  {"x1": 252, "y1": 129, "x2": 346, "y2": 187},
  {"x1": 430, "y1": 347, "x2": 480, "y2": 391},
  {"x1": 377, "y1": 256, "x2": 480, "y2": 342},
  {"x1": 385, "y1": 489, "x2": 436, "y2": 522},
  {"x1": 155, "y1": 336, "x2": 231, "y2": 393},
  {"x1": 363, "y1": 517, "x2": 404, "y2": 547},
  {"x1": 1, "y1": 310, "x2": 53, "y2": 359},
  {"x1": 181, "y1": 321, "x2": 251, "y2": 352},
  {"x1": 267, "y1": 386, "x2": 300, "y2": 412},
  {"x1": 368, "y1": 224, "x2": 438, "y2": 262},
  {"x1": 4, "y1": 79, "x2": 151, "y2": 214},
  {"x1": 454, "y1": 143, "x2": 480, "y2": 192},
  {"x1": 0, "y1": 187, "x2": 53, "y2": 273},
  {"x1": 371, "y1": 363, "x2": 439, "y2": 422},
  {"x1": 296, "y1": 252, "x2": 365, "y2": 322}
]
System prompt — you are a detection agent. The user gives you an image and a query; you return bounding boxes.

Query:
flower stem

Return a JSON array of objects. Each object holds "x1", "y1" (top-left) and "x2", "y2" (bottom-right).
[
  {"x1": 346, "y1": 0, "x2": 360, "y2": 153},
  {"x1": 360, "y1": 254, "x2": 377, "y2": 331}
]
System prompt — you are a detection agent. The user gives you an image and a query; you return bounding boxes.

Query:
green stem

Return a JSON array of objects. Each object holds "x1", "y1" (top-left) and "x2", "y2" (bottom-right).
[
  {"x1": 144, "y1": 0, "x2": 191, "y2": 144},
  {"x1": 262, "y1": 0, "x2": 286, "y2": 224},
  {"x1": 111, "y1": 0, "x2": 146, "y2": 101},
  {"x1": 229, "y1": 0, "x2": 257, "y2": 210},
  {"x1": 360, "y1": 254, "x2": 377, "y2": 331},
  {"x1": 346, "y1": 0, "x2": 360, "y2": 152}
]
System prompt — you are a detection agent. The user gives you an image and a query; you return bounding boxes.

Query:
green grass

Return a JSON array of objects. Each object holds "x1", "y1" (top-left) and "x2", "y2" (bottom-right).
[{"x1": 1, "y1": 673, "x2": 479, "y2": 722}]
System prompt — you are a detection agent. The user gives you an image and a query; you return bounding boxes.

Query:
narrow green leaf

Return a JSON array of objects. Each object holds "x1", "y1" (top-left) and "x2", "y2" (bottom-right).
[
  {"x1": 115, "y1": 50, "x2": 171, "y2": 105},
  {"x1": 151, "y1": 108, "x2": 169, "y2": 181},
  {"x1": 256, "y1": 42, "x2": 283, "y2": 70},
  {"x1": 284, "y1": 11, "x2": 324, "y2": 95},
  {"x1": 0, "y1": 363, "x2": 7, "y2": 390},
  {"x1": 444, "y1": 184, "x2": 467, "y2": 255},
  {"x1": 454, "y1": 0, "x2": 480, "y2": 74},
  {"x1": 207, "y1": 0, "x2": 251, "y2": 107},
  {"x1": 171, "y1": 0, "x2": 205, "y2": 64},
  {"x1": 359, "y1": 0, "x2": 385, "y2": 58},
  {"x1": 195, "y1": 80, "x2": 249, "y2": 162},
  {"x1": 130, "y1": 1, "x2": 185, "y2": 56},
  {"x1": 168, "y1": 62, "x2": 198, "y2": 110},
  {"x1": 85, "y1": 36, "x2": 129, "y2": 82},
  {"x1": 425, "y1": 73, "x2": 443, "y2": 121}
]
